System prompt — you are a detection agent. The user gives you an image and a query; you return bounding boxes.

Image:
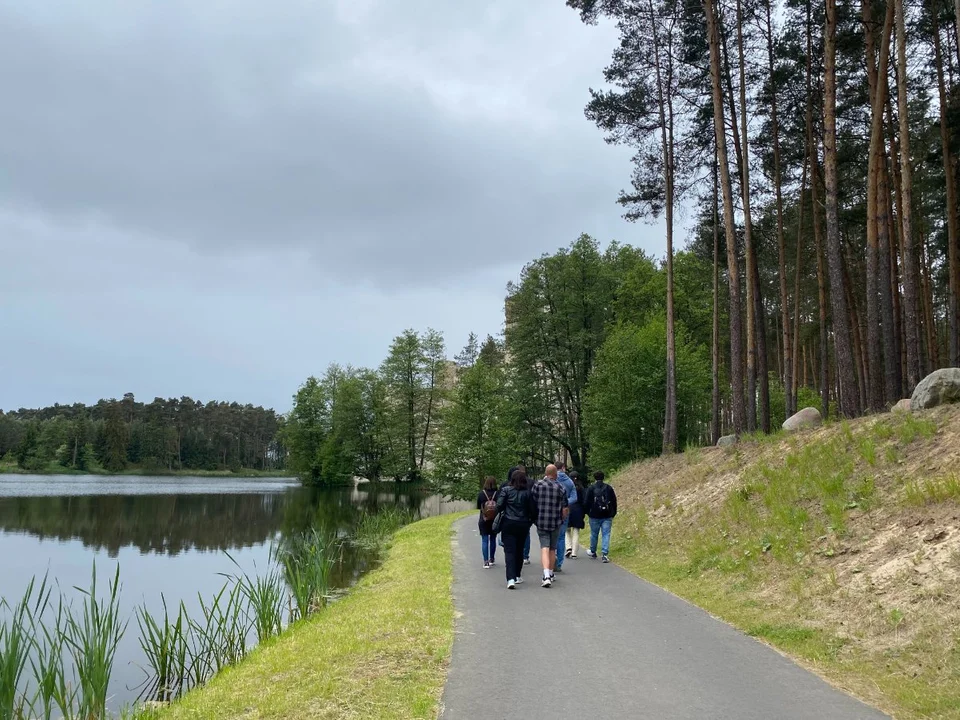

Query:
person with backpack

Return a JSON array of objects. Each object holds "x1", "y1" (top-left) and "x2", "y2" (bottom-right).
[
  {"x1": 553, "y1": 462, "x2": 577, "y2": 573},
  {"x1": 564, "y1": 471, "x2": 586, "y2": 559},
  {"x1": 477, "y1": 476, "x2": 500, "y2": 568},
  {"x1": 495, "y1": 470, "x2": 537, "y2": 589},
  {"x1": 584, "y1": 470, "x2": 617, "y2": 563}
]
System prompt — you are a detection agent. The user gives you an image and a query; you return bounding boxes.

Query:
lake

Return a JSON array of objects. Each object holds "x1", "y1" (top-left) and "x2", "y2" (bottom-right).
[{"x1": 0, "y1": 474, "x2": 470, "y2": 710}]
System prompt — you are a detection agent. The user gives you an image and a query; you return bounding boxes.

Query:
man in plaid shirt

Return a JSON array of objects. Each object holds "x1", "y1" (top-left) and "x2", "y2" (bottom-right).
[{"x1": 532, "y1": 464, "x2": 568, "y2": 587}]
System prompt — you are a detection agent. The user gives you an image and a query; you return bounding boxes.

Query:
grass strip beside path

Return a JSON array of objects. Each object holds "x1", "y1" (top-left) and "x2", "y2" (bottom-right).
[{"x1": 156, "y1": 513, "x2": 466, "y2": 720}]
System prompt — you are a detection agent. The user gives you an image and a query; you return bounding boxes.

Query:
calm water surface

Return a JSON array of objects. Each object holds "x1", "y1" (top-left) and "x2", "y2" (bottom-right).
[{"x1": 0, "y1": 474, "x2": 469, "y2": 709}]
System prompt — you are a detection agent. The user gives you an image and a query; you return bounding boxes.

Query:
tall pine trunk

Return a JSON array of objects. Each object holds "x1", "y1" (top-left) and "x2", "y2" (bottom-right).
[
  {"x1": 933, "y1": 11, "x2": 960, "y2": 367},
  {"x1": 824, "y1": 0, "x2": 861, "y2": 416},
  {"x1": 705, "y1": 0, "x2": 746, "y2": 434},
  {"x1": 863, "y1": 0, "x2": 895, "y2": 411},
  {"x1": 736, "y1": 0, "x2": 770, "y2": 433},
  {"x1": 649, "y1": 0, "x2": 678, "y2": 452},
  {"x1": 878, "y1": 149, "x2": 899, "y2": 402},
  {"x1": 712, "y1": 159, "x2": 722, "y2": 443},
  {"x1": 766, "y1": 0, "x2": 792, "y2": 418},
  {"x1": 895, "y1": 0, "x2": 923, "y2": 392}
]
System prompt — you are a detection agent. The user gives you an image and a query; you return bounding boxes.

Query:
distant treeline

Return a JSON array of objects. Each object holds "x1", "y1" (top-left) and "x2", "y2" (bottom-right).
[{"x1": 0, "y1": 394, "x2": 286, "y2": 473}]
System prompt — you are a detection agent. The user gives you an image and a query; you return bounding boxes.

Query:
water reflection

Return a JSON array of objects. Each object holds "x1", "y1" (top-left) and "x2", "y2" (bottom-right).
[{"x1": 0, "y1": 476, "x2": 467, "y2": 557}]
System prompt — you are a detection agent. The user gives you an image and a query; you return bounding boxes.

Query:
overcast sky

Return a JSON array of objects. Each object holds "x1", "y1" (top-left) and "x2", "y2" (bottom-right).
[{"x1": 1, "y1": 0, "x2": 669, "y2": 413}]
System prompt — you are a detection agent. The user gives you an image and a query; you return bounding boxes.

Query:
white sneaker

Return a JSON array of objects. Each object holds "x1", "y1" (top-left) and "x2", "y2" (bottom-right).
[
  {"x1": 507, "y1": 579, "x2": 516, "y2": 589},
  {"x1": 524, "y1": 559, "x2": 531, "y2": 565},
  {"x1": 515, "y1": 577, "x2": 524, "y2": 584},
  {"x1": 541, "y1": 577, "x2": 553, "y2": 588}
]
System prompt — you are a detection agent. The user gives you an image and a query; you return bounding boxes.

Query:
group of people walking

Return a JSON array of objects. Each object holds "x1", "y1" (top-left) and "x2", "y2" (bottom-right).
[{"x1": 476, "y1": 463, "x2": 618, "y2": 589}]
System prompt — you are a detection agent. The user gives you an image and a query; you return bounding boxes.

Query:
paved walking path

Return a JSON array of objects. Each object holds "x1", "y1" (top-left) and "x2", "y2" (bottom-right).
[{"x1": 440, "y1": 517, "x2": 887, "y2": 720}]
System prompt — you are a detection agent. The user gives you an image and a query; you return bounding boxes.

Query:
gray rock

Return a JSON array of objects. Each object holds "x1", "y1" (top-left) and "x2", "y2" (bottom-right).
[
  {"x1": 782, "y1": 406, "x2": 822, "y2": 432},
  {"x1": 910, "y1": 368, "x2": 960, "y2": 410},
  {"x1": 717, "y1": 434, "x2": 738, "y2": 447},
  {"x1": 892, "y1": 398, "x2": 912, "y2": 413}
]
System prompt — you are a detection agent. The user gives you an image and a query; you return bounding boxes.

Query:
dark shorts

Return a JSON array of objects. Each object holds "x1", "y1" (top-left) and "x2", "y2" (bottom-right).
[{"x1": 537, "y1": 527, "x2": 560, "y2": 549}]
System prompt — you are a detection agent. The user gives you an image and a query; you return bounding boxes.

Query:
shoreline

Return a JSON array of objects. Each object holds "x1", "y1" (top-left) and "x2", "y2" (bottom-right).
[
  {"x1": 0, "y1": 463, "x2": 295, "y2": 479},
  {"x1": 148, "y1": 511, "x2": 466, "y2": 719}
]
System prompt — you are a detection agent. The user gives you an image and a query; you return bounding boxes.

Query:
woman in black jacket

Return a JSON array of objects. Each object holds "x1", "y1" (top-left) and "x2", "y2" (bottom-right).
[
  {"x1": 564, "y1": 471, "x2": 586, "y2": 558},
  {"x1": 495, "y1": 470, "x2": 536, "y2": 589},
  {"x1": 477, "y1": 476, "x2": 499, "y2": 568}
]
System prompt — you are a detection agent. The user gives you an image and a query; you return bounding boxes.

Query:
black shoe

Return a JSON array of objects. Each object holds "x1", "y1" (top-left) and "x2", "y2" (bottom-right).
[{"x1": 602, "y1": 554, "x2": 610, "y2": 563}]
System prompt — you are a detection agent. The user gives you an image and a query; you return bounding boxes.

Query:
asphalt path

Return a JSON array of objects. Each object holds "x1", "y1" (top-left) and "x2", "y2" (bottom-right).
[{"x1": 439, "y1": 517, "x2": 888, "y2": 720}]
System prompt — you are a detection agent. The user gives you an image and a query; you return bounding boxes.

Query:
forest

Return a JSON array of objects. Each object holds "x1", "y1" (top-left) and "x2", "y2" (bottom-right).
[
  {"x1": 0, "y1": 395, "x2": 286, "y2": 474},
  {"x1": 565, "y1": 0, "x2": 960, "y2": 438},
  {"x1": 284, "y1": 0, "x2": 960, "y2": 498}
]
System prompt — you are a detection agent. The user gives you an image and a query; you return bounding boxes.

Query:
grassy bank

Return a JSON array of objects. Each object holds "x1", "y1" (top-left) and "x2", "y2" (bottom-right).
[
  {"x1": 151, "y1": 512, "x2": 465, "y2": 720},
  {"x1": 606, "y1": 405, "x2": 960, "y2": 720}
]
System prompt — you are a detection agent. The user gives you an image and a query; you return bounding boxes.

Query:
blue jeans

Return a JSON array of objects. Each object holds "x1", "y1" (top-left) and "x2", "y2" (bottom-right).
[
  {"x1": 589, "y1": 518, "x2": 613, "y2": 556},
  {"x1": 555, "y1": 519, "x2": 569, "y2": 568},
  {"x1": 481, "y1": 533, "x2": 497, "y2": 563}
]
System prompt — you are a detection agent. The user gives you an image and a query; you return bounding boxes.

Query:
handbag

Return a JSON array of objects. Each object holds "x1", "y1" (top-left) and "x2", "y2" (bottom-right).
[{"x1": 491, "y1": 509, "x2": 505, "y2": 535}]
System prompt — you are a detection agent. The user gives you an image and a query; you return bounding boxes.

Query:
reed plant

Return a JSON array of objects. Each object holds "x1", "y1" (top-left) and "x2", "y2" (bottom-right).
[
  {"x1": 186, "y1": 582, "x2": 248, "y2": 687},
  {"x1": 352, "y1": 507, "x2": 416, "y2": 550},
  {"x1": 30, "y1": 598, "x2": 75, "y2": 720},
  {"x1": 63, "y1": 565, "x2": 127, "y2": 720},
  {"x1": 235, "y1": 570, "x2": 285, "y2": 644},
  {"x1": 276, "y1": 528, "x2": 338, "y2": 621},
  {"x1": 0, "y1": 575, "x2": 51, "y2": 720},
  {"x1": 136, "y1": 597, "x2": 188, "y2": 703}
]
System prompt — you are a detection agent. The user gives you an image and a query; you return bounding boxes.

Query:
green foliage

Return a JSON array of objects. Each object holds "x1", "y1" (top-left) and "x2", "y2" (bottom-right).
[
  {"x1": 15, "y1": 422, "x2": 42, "y2": 471},
  {"x1": 585, "y1": 317, "x2": 711, "y2": 470},
  {"x1": 432, "y1": 337, "x2": 519, "y2": 500},
  {"x1": 5, "y1": 396, "x2": 286, "y2": 475},
  {"x1": 379, "y1": 328, "x2": 448, "y2": 481},
  {"x1": 506, "y1": 236, "x2": 650, "y2": 468}
]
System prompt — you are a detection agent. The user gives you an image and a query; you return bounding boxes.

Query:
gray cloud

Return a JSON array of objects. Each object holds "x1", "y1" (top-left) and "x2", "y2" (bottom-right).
[
  {"x1": 1, "y1": 0, "x2": 650, "y2": 283},
  {"x1": 1, "y1": 0, "x2": 668, "y2": 411}
]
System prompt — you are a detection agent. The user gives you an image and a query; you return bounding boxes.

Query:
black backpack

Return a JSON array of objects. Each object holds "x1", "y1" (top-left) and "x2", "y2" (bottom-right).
[{"x1": 593, "y1": 484, "x2": 611, "y2": 515}]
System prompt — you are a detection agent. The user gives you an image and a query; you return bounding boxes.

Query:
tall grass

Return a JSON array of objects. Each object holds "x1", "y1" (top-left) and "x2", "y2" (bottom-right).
[
  {"x1": 63, "y1": 565, "x2": 127, "y2": 720},
  {"x1": 0, "y1": 575, "x2": 50, "y2": 719},
  {"x1": 353, "y1": 507, "x2": 416, "y2": 550},
  {"x1": 31, "y1": 598, "x2": 75, "y2": 720},
  {"x1": 276, "y1": 529, "x2": 338, "y2": 621},
  {"x1": 228, "y1": 559, "x2": 284, "y2": 644},
  {"x1": 187, "y1": 582, "x2": 248, "y2": 688},
  {"x1": 136, "y1": 597, "x2": 188, "y2": 703}
]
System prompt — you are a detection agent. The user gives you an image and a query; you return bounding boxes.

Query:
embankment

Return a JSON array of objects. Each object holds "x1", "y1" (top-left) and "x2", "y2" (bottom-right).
[
  {"x1": 153, "y1": 512, "x2": 465, "y2": 720},
  {"x1": 606, "y1": 404, "x2": 960, "y2": 719}
]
